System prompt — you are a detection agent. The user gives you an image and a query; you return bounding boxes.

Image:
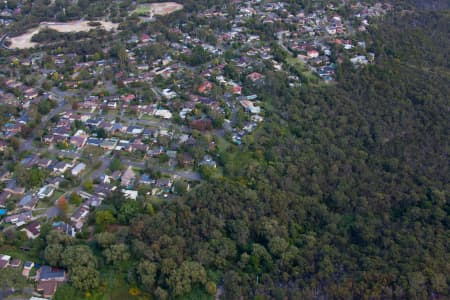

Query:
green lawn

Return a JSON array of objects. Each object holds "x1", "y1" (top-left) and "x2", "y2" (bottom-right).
[
  {"x1": 285, "y1": 55, "x2": 318, "y2": 82},
  {"x1": 130, "y1": 4, "x2": 152, "y2": 16}
]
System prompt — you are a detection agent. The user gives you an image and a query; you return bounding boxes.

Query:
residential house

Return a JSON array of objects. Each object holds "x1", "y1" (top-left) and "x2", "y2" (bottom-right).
[
  {"x1": 18, "y1": 194, "x2": 40, "y2": 210},
  {"x1": 70, "y1": 205, "x2": 89, "y2": 224},
  {"x1": 10, "y1": 258, "x2": 21, "y2": 268},
  {"x1": 199, "y1": 154, "x2": 217, "y2": 168},
  {"x1": 52, "y1": 161, "x2": 73, "y2": 175},
  {"x1": 4, "y1": 211, "x2": 32, "y2": 225},
  {"x1": 71, "y1": 163, "x2": 86, "y2": 176},
  {"x1": 37, "y1": 184, "x2": 56, "y2": 199},
  {"x1": 156, "y1": 178, "x2": 173, "y2": 189},
  {"x1": 22, "y1": 221, "x2": 41, "y2": 239},
  {"x1": 198, "y1": 81, "x2": 213, "y2": 94},
  {"x1": 121, "y1": 189, "x2": 138, "y2": 200},
  {"x1": 36, "y1": 266, "x2": 67, "y2": 298},
  {"x1": 70, "y1": 135, "x2": 87, "y2": 148},
  {"x1": 22, "y1": 261, "x2": 34, "y2": 277},
  {"x1": 139, "y1": 174, "x2": 154, "y2": 185},
  {"x1": 247, "y1": 72, "x2": 264, "y2": 82},
  {"x1": 37, "y1": 281, "x2": 59, "y2": 299},
  {"x1": 0, "y1": 191, "x2": 12, "y2": 207},
  {"x1": 0, "y1": 255, "x2": 11, "y2": 269},
  {"x1": 180, "y1": 153, "x2": 195, "y2": 166},
  {"x1": 52, "y1": 221, "x2": 76, "y2": 237},
  {"x1": 121, "y1": 167, "x2": 136, "y2": 187},
  {"x1": 37, "y1": 266, "x2": 67, "y2": 282}
]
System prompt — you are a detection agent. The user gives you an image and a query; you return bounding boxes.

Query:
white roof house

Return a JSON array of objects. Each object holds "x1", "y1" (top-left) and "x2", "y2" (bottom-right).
[{"x1": 71, "y1": 163, "x2": 86, "y2": 176}]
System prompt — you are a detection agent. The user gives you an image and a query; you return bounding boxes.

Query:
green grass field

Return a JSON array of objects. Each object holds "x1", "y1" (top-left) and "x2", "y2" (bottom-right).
[
  {"x1": 285, "y1": 55, "x2": 318, "y2": 83},
  {"x1": 131, "y1": 5, "x2": 152, "y2": 16}
]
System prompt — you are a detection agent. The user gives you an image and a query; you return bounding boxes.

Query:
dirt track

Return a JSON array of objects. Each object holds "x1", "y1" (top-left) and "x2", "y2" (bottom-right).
[{"x1": 8, "y1": 20, "x2": 118, "y2": 49}]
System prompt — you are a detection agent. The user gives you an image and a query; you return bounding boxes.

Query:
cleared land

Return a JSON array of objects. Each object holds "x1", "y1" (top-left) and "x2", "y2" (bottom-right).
[
  {"x1": 131, "y1": 2, "x2": 183, "y2": 16},
  {"x1": 8, "y1": 20, "x2": 118, "y2": 49}
]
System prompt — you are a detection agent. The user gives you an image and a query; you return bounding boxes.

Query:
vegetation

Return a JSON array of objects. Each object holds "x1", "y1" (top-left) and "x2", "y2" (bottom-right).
[
  {"x1": 53, "y1": 10, "x2": 450, "y2": 299},
  {"x1": 1, "y1": 2, "x2": 448, "y2": 300}
]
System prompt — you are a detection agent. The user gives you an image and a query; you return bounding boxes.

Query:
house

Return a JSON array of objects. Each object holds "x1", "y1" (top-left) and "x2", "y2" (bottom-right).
[
  {"x1": 71, "y1": 163, "x2": 86, "y2": 176},
  {"x1": 37, "y1": 184, "x2": 56, "y2": 199},
  {"x1": 131, "y1": 139, "x2": 149, "y2": 152},
  {"x1": 0, "y1": 140, "x2": 8, "y2": 151},
  {"x1": 52, "y1": 221, "x2": 76, "y2": 237},
  {"x1": 85, "y1": 195, "x2": 102, "y2": 208},
  {"x1": 198, "y1": 81, "x2": 213, "y2": 94},
  {"x1": 154, "y1": 109, "x2": 172, "y2": 119},
  {"x1": 127, "y1": 126, "x2": 144, "y2": 135},
  {"x1": 36, "y1": 266, "x2": 66, "y2": 298},
  {"x1": 139, "y1": 174, "x2": 153, "y2": 185},
  {"x1": 18, "y1": 194, "x2": 40, "y2": 210},
  {"x1": 232, "y1": 85, "x2": 242, "y2": 95},
  {"x1": 52, "y1": 161, "x2": 73, "y2": 174},
  {"x1": 121, "y1": 166, "x2": 136, "y2": 187},
  {"x1": 37, "y1": 158, "x2": 53, "y2": 168},
  {"x1": 199, "y1": 155, "x2": 217, "y2": 168},
  {"x1": 10, "y1": 258, "x2": 21, "y2": 268},
  {"x1": 70, "y1": 205, "x2": 90, "y2": 224},
  {"x1": 0, "y1": 255, "x2": 11, "y2": 269},
  {"x1": 70, "y1": 135, "x2": 87, "y2": 148},
  {"x1": 162, "y1": 89, "x2": 177, "y2": 99},
  {"x1": 121, "y1": 189, "x2": 138, "y2": 200},
  {"x1": 22, "y1": 221, "x2": 41, "y2": 239},
  {"x1": 4, "y1": 211, "x2": 32, "y2": 225},
  {"x1": 101, "y1": 138, "x2": 119, "y2": 150},
  {"x1": 240, "y1": 100, "x2": 261, "y2": 114},
  {"x1": 4, "y1": 179, "x2": 25, "y2": 195},
  {"x1": 156, "y1": 178, "x2": 173, "y2": 188},
  {"x1": 0, "y1": 191, "x2": 11, "y2": 207},
  {"x1": 22, "y1": 261, "x2": 34, "y2": 277},
  {"x1": 37, "y1": 281, "x2": 58, "y2": 299},
  {"x1": 247, "y1": 72, "x2": 264, "y2": 82},
  {"x1": 307, "y1": 50, "x2": 319, "y2": 58},
  {"x1": 37, "y1": 266, "x2": 66, "y2": 282},
  {"x1": 94, "y1": 183, "x2": 116, "y2": 197},
  {"x1": 180, "y1": 153, "x2": 195, "y2": 165}
]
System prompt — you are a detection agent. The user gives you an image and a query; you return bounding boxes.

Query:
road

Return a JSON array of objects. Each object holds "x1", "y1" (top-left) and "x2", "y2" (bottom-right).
[
  {"x1": 19, "y1": 90, "x2": 70, "y2": 153},
  {"x1": 276, "y1": 31, "x2": 293, "y2": 56}
]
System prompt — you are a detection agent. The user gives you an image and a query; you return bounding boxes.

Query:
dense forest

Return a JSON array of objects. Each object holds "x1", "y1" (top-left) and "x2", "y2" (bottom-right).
[
  {"x1": 52, "y1": 9, "x2": 450, "y2": 299},
  {"x1": 0, "y1": 2, "x2": 440, "y2": 298}
]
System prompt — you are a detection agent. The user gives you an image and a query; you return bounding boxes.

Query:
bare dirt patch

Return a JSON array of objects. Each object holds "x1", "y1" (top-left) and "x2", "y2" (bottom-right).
[
  {"x1": 132, "y1": 2, "x2": 183, "y2": 16},
  {"x1": 8, "y1": 20, "x2": 119, "y2": 49}
]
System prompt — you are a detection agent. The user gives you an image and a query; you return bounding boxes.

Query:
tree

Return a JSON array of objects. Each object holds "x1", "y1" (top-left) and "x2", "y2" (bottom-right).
[
  {"x1": 95, "y1": 210, "x2": 116, "y2": 227},
  {"x1": 69, "y1": 192, "x2": 82, "y2": 206},
  {"x1": 83, "y1": 180, "x2": 94, "y2": 192},
  {"x1": 174, "y1": 180, "x2": 188, "y2": 195},
  {"x1": 109, "y1": 156, "x2": 123, "y2": 172},
  {"x1": 70, "y1": 266, "x2": 99, "y2": 291},
  {"x1": 44, "y1": 243, "x2": 64, "y2": 267},
  {"x1": 206, "y1": 281, "x2": 217, "y2": 296},
  {"x1": 56, "y1": 196, "x2": 69, "y2": 214},
  {"x1": 154, "y1": 287, "x2": 168, "y2": 300},
  {"x1": 167, "y1": 261, "x2": 207, "y2": 296},
  {"x1": 62, "y1": 245, "x2": 96, "y2": 269},
  {"x1": 95, "y1": 232, "x2": 116, "y2": 248},
  {"x1": 137, "y1": 260, "x2": 158, "y2": 290},
  {"x1": 118, "y1": 200, "x2": 140, "y2": 224},
  {"x1": 0, "y1": 268, "x2": 28, "y2": 295},
  {"x1": 103, "y1": 244, "x2": 130, "y2": 266}
]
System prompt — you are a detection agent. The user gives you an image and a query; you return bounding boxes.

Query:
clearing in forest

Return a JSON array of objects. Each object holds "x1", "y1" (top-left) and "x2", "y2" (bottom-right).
[
  {"x1": 8, "y1": 20, "x2": 118, "y2": 49},
  {"x1": 131, "y1": 2, "x2": 183, "y2": 16}
]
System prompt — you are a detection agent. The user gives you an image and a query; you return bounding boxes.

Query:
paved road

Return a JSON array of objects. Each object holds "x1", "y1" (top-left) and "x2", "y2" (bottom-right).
[
  {"x1": 276, "y1": 31, "x2": 293, "y2": 55},
  {"x1": 19, "y1": 92, "x2": 69, "y2": 153}
]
